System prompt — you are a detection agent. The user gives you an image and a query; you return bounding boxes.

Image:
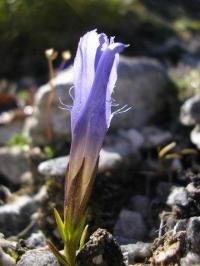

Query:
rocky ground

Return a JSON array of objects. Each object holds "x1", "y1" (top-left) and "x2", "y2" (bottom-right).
[{"x1": 1, "y1": 24, "x2": 200, "y2": 265}]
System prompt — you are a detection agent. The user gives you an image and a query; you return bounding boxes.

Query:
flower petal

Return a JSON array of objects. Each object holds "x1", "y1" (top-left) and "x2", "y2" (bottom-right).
[
  {"x1": 72, "y1": 30, "x2": 100, "y2": 130},
  {"x1": 69, "y1": 42, "x2": 126, "y2": 181},
  {"x1": 85, "y1": 42, "x2": 126, "y2": 128}
]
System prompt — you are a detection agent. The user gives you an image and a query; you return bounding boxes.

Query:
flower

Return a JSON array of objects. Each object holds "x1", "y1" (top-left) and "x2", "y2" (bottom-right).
[
  {"x1": 49, "y1": 30, "x2": 127, "y2": 266},
  {"x1": 65, "y1": 29, "x2": 127, "y2": 225}
]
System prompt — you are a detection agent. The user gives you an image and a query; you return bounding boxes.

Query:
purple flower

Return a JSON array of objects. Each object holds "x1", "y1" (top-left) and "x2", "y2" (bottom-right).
[{"x1": 65, "y1": 30, "x2": 127, "y2": 224}]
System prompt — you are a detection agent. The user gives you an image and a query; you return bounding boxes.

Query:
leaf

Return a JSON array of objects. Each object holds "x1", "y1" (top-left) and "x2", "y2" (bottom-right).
[
  {"x1": 54, "y1": 208, "x2": 65, "y2": 242},
  {"x1": 72, "y1": 213, "x2": 87, "y2": 247},
  {"x1": 64, "y1": 206, "x2": 73, "y2": 241},
  {"x1": 79, "y1": 224, "x2": 89, "y2": 250},
  {"x1": 47, "y1": 240, "x2": 69, "y2": 266}
]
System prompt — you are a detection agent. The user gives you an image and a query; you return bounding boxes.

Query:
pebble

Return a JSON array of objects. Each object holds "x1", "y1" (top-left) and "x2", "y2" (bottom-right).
[
  {"x1": 121, "y1": 242, "x2": 152, "y2": 264},
  {"x1": 186, "y1": 217, "x2": 200, "y2": 254},
  {"x1": 114, "y1": 210, "x2": 147, "y2": 241},
  {"x1": 16, "y1": 249, "x2": 59, "y2": 266},
  {"x1": 167, "y1": 187, "x2": 189, "y2": 207}
]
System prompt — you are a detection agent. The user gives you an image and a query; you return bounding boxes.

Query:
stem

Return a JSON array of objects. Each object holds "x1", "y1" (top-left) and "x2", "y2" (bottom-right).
[
  {"x1": 64, "y1": 240, "x2": 77, "y2": 266},
  {"x1": 46, "y1": 57, "x2": 55, "y2": 141}
]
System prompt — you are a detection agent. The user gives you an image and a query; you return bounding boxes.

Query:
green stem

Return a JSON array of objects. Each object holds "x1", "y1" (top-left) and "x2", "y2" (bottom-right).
[{"x1": 64, "y1": 241, "x2": 76, "y2": 266}]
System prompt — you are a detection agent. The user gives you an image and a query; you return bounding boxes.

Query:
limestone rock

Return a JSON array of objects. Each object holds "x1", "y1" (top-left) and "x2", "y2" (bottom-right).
[
  {"x1": 16, "y1": 249, "x2": 59, "y2": 266},
  {"x1": 0, "y1": 147, "x2": 42, "y2": 185}
]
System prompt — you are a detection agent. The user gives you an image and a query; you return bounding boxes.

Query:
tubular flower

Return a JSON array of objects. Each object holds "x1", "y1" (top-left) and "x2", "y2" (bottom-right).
[
  {"x1": 50, "y1": 30, "x2": 127, "y2": 266},
  {"x1": 65, "y1": 30, "x2": 126, "y2": 225}
]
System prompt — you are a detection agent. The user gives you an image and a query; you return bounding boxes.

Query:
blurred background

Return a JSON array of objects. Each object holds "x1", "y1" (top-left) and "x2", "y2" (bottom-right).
[{"x1": 1, "y1": 0, "x2": 200, "y2": 81}]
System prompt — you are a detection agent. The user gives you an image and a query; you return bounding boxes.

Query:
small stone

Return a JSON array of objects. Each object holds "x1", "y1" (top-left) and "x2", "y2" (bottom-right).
[
  {"x1": 167, "y1": 187, "x2": 189, "y2": 207},
  {"x1": 38, "y1": 156, "x2": 68, "y2": 177},
  {"x1": 180, "y1": 252, "x2": 200, "y2": 266},
  {"x1": 190, "y1": 125, "x2": 200, "y2": 149},
  {"x1": 76, "y1": 228, "x2": 125, "y2": 266},
  {"x1": 173, "y1": 219, "x2": 188, "y2": 233},
  {"x1": 0, "y1": 187, "x2": 46, "y2": 236},
  {"x1": 120, "y1": 129, "x2": 145, "y2": 152},
  {"x1": 186, "y1": 217, "x2": 200, "y2": 253},
  {"x1": 180, "y1": 95, "x2": 200, "y2": 126},
  {"x1": 114, "y1": 210, "x2": 147, "y2": 241},
  {"x1": 129, "y1": 195, "x2": 150, "y2": 218},
  {"x1": 142, "y1": 126, "x2": 172, "y2": 148},
  {"x1": 25, "y1": 231, "x2": 47, "y2": 249},
  {"x1": 0, "y1": 147, "x2": 42, "y2": 185},
  {"x1": 121, "y1": 242, "x2": 152, "y2": 264},
  {"x1": 0, "y1": 186, "x2": 12, "y2": 204},
  {"x1": 16, "y1": 249, "x2": 59, "y2": 266},
  {"x1": 186, "y1": 181, "x2": 200, "y2": 199}
]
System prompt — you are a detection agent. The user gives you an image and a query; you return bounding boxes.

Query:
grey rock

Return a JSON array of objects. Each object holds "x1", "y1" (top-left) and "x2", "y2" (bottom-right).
[
  {"x1": 190, "y1": 125, "x2": 200, "y2": 149},
  {"x1": 119, "y1": 128, "x2": 145, "y2": 152},
  {"x1": 0, "y1": 147, "x2": 42, "y2": 184},
  {"x1": 23, "y1": 66, "x2": 73, "y2": 146},
  {"x1": 0, "y1": 147, "x2": 29, "y2": 184},
  {"x1": 0, "y1": 195, "x2": 36, "y2": 236},
  {"x1": 0, "y1": 120, "x2": 24, "y2": 146},
  {"x1": 180, "y1": 95, "x2": 200, "y2": 149},
  {"x1": 113, "y1": 57, "x2": 176, "y2": 129},
  {"x1": 38, "y1": 148, "x2": 126, "y2": 177},
  {"x1": 180, "y1": 95, "x2": 200, "y2": 126},
  {"x1": 167, "y1": 187, "x2": 189, "y2": 207},
  {"x1": 24, "y1": 56, "x2": 176, "y2": 146},
  {"x1": 181, "y1": 252, "x2": 200, "y2": 266},
  {"x1": 25, "y1": 231, "x2": 47, "y2": 249},
  {"x1": 38, "y1": 156, "x2": 68, "y2": 177},
  {"x1": 16, "y1": 249, "x2": 59, "y2": 266},
  {"x1": 186, "y1": 217, "x2": 200, "y2": 254},
  {"x1": 0, "y1": 185, "x2": 12, "y2": 204},
  {"x1": 186, "y1": 180, "x2": 200, "y2": 199},
  {"x1": 142, "y1": 126, "x2": 172, "y2": 148},
  {"x1": 114, "y1": 210, "x2": 147, "y2": 241},
  {"x1": 0, "y1": 187, "x2": 46, "y2": 236},
  {"x1": 129, "y1": 195, "x2": 150, "y2": 218},
  {"x1": 173, "y1": 219, "x2": 188, "y2": 233},
  {"x1": 121, "y1": 242, "x2": 152, "y2": 264}
]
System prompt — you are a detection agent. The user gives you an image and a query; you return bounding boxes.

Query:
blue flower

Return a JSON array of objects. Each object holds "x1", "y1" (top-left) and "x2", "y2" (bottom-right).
[{"x1": 65, "y1": 30, "x2": 127, "y2": 224}]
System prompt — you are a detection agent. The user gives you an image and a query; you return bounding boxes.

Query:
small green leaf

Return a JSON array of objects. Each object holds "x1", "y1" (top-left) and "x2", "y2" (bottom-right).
[
  {"x1": 54, "y1": 208, "x2": 65, "y2": 242},
  {"x1": 79, "y1": 224, "x2": 89, "y2": 250},
  {"x1": 47, "y1": 240, "x2": 69, "y2": 266}
]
